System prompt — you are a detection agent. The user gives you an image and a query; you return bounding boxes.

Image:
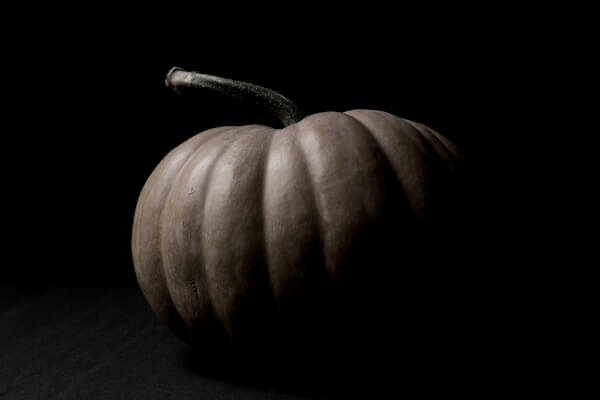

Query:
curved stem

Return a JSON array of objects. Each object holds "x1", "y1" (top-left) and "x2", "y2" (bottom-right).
[{"x1": 165, "y1": 67, "x2": 304, "y2": 127}]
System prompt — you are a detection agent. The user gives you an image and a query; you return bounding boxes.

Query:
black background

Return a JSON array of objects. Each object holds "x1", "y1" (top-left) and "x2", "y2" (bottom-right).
[
  {"x1": 1, "y1": 9, "x2": 543, "y2": 397},
  {"x1": 5, "y1": 20, "x2": 510, "y2": 287}
]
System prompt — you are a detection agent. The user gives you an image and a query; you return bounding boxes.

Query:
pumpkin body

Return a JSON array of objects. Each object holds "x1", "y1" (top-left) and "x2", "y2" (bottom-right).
[{"x1": 132, "y1": 110, "x2": 462, "y2": 347}]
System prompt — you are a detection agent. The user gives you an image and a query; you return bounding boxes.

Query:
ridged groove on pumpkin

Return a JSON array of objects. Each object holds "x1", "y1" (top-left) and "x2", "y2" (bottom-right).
[
  {"x1": 294, "y1": 112, "x2": 395, "y2": 284},
  {"x1": 201, "y1": 126, "x2": 276, "y2": 338},
  {"x1": 343, "y1": 112, "x2": 413, "y2": 211},
  {"x1": 404, "y1": 119, "x2": 458, "y2": 174},
  {"x1": 345, "y1": 110, "x2": 442, "y2": 219},
  {"x1": 133, "y1": 128, "x2": 227, "y2": 343},
  {"x1": 159, "y1": 127, "x2": 242, "y2": 336},
  {"x1": 262, "y1": 123, "x2": 328, "y2": 320},
  {"x1": 400, "y1": 118, "x2": 461, "y2": 221},
  {"x1": 188, "y1": 129, "x2": 246, "y2": 338}
]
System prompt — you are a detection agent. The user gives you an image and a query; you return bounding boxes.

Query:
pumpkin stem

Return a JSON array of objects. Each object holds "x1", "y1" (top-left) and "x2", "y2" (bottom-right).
[{"x1": 165, "y1": 67, "x2": 304, "y2": 127}]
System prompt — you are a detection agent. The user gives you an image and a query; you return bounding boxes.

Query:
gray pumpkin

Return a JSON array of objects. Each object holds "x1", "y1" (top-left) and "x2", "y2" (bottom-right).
[{"x1": 132, "y1": 68, "x2": 462, "y2": 347}]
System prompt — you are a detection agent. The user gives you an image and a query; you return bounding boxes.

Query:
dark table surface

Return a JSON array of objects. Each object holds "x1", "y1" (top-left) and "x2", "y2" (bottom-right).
[
  {"x1": 2, "y1": 288, "x2": 402, "y2": 399},
  {"x1": 1, "y1": 287, "x2": 508, "y2": 399}
]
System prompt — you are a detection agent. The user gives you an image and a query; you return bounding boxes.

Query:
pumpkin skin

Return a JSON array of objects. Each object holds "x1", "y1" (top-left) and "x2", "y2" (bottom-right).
[{"x1": 132, "y1": 109, "x2": 462, "y2": 348}]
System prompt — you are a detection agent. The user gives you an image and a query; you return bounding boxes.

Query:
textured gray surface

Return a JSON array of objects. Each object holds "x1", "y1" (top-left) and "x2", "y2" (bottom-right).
[
  {"x1": 0, "y1": 287, "x2": 494, "y2": 399},
  {"x1": 0, "y1": 288, "x2": 353, "y2": 399}
]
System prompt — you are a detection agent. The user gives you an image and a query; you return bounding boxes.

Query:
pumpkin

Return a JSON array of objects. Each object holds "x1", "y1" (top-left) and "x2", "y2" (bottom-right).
[{"x1": 132, "y1": 67, "x2": 463, "y2": 349}]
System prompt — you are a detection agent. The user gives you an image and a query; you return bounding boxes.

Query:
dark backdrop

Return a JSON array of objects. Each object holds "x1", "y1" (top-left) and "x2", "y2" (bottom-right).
[{"x1": 5, "y1": 24, "x2": 508, "y2": 287}]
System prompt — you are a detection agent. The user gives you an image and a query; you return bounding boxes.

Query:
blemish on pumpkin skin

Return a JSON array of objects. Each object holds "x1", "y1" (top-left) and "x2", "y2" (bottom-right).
[{"x1": 190, "y1": 279, "x2": 201, "y2": 302}]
